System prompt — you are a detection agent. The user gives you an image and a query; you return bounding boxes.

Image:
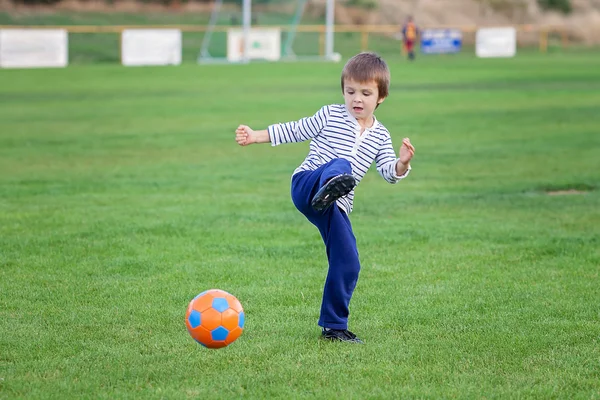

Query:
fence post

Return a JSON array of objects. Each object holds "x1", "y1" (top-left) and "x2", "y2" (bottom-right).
[
  {"x1": 319, "y1": 26, "x2": 325, "y2": 57},
  {"x1": 119, "y1": 28, "x2": 123, "y2": 65},
  {"x1": 361, "y1": 29, "x2": 369, "y2": 52},
  {"x1": 539, "y1": 28, "x2": 548, "y2": 53},
  {"x1": 561, "y1": 28, "x2": 568, "y2": 48}
]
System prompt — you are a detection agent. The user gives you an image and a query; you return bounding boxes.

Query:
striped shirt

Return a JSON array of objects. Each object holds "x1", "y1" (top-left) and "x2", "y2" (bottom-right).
[{"x1": 268, "y1": 104, "x2": 410, "y2": 214}]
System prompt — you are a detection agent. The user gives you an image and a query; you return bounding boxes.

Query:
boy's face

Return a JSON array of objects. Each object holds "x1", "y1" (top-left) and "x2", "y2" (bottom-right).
[{"x1": 343, "y1": 79, "x2": 385, "y2": 123}]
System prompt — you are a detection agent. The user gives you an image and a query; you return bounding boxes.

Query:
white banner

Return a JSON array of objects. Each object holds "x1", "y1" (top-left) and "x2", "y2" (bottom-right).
[
  {"x1": 227, "y1": 28, "x2": 281, "y2": 62},
  {"x1": 121, "y1": 29, "x2": 181, "y2": 66},
  {"x1": 476, "y1": 27, "x2": 517, "y2": 58},
  {"x1": 0, "y1": 29, "x2": 68, "y2": 69}
]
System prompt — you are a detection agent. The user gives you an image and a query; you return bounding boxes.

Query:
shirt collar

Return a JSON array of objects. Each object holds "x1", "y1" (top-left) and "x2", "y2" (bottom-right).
[{"x1": 342, "y1": 104, "x2": 379, "y2": 132}]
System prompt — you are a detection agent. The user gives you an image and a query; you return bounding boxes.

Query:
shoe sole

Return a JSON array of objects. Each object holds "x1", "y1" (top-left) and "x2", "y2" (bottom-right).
[
  {"x1": 311, "y1": 174, "x2": 356, "y2": 211},
  {"x1": 321, "y1": 335, "x2": 364, "y2": 344}
]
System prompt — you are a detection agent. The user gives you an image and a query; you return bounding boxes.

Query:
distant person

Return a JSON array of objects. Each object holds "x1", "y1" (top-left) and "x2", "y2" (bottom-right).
[
  {"x1": 402, "y1": 16, "x2": 419, "y2": 61},
  {"x1": 235, "y1": 52, "x2": 415, "y2": 344}
]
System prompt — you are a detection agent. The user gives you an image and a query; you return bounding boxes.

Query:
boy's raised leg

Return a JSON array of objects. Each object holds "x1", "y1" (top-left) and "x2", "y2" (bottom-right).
[{"x1": 291, "y1": 158, "x2": 355, "y2": 216}]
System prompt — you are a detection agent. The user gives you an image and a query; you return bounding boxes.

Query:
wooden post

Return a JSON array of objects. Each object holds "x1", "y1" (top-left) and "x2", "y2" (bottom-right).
[
  {"x1": 360, "y1": 29, "x2": 369, "y2": 52},
  {"x1": 561, "y1": 28, "x2": 568, "y2": 48},
  {"x1": 319, "y1": 29, "x2": 325, "y2": 57},
  {"x1": 539, "y1": 28, "x2": 548, "y2": 53},
  {"x1": 119, "y1": 28, "x2": 123, "y2": 65}
]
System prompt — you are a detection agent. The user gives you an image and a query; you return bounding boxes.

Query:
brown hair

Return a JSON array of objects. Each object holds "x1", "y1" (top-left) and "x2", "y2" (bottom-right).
[{"x1": 341, "y1": 52, "x2": 390, "y2": 100}]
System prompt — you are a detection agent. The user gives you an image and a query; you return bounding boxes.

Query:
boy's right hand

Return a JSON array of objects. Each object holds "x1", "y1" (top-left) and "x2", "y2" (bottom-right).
[{"x1": 235, "y1": 125, "x2": 256, "y2": 146}]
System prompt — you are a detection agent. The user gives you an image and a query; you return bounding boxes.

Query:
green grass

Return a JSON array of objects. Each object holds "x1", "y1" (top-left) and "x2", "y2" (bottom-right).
[{"x1": 1, "y1": 51, "x2": 600, "y2": 398}]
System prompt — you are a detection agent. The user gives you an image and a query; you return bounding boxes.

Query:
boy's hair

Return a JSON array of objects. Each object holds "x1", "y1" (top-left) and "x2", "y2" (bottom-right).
[{"x1": 341, "y1": 52, "x2": 390, "y2": 100}]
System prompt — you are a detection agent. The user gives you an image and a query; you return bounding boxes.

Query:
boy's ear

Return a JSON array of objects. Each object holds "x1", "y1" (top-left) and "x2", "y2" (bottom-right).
[{"x1": 375, "y1": 96, "x2": 386, "y2": 109}]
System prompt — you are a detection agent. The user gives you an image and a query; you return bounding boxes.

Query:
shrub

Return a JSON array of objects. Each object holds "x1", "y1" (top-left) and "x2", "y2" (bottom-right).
[{"x1": 538, "y1": 0, "x2": 572, "y2": 14}]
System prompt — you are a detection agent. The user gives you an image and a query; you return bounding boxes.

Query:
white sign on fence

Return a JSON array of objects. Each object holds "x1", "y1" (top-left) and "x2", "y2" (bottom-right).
[
  {"x1": 121, "y1": 29, "x2": 182, "y2": 66},
  {"x1": 476, "y1": 27, "x2": 517, "y2": 58},
  {"x1": 227, "y1": 28, "x2": 281, "y2": 62},
  {"x1": 0, "y1": 29, "x2": 68, "y2": 69}
]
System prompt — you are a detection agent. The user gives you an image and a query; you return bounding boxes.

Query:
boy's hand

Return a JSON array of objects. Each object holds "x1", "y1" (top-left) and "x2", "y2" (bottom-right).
[
  {"x1": 235, "y1": 125, "x2": 256, "y2": 146},
  {"x1": 399, "y1": 138, "x2": 415, "y2": 166}
]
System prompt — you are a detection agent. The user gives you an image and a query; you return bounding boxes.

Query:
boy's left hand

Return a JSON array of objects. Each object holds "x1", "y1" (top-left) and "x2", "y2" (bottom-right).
[{"x1": 399, "y1": 138, "x2": 415, "y2": 165}]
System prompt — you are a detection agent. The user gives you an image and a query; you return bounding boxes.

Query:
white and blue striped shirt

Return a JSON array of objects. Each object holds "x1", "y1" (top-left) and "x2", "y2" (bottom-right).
[{"x1": 268, "y1": 104, "x2": 410, "y2": 214}]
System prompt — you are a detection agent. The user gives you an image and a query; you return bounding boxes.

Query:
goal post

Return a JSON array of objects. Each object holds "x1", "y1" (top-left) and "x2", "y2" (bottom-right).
[{"x1": 197, "y1": 0, "x2": 339, "y2": 64}]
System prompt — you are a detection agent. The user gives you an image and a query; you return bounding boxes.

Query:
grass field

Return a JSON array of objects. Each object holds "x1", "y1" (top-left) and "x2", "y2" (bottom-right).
[{"x1": 1, "y1": 50, "x2": 600, "y2": 398}]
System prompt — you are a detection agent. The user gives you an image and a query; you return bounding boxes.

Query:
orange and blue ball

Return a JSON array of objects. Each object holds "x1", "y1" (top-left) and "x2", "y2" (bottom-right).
[{"x1": 185, "y1": 289, "x2": 245, "y2": 348}]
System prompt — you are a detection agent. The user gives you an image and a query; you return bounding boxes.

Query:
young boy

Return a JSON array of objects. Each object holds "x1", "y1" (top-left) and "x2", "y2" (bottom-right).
[
  {"x1": 402, "y1": 16, "x2": 419, "y2": 61},
  {"x1": 235, "y1": 52, "x2": 415, "y2": 343}
]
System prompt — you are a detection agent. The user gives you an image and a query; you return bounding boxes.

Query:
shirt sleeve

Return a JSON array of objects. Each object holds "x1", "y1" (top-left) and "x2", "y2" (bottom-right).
[
  {"x1": 375, "y1": 133, "x2": 411, "y2": 184},
  {"x1": 267, "y1": 105, "x2": 330, "y2": 146}
]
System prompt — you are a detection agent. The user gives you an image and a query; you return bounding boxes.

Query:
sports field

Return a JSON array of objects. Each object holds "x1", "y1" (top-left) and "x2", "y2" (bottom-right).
[{"x1": 1, "y1": 51, "x2": 599, "y2": 398}]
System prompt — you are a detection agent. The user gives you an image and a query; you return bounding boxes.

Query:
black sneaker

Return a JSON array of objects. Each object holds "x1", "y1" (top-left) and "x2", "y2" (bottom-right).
[
  {"x1": 321, "y1": 328, "x2": 364, "y2": 344},
  {"x1": 311, "y1": 174, "x2": 356, "y2": 211}
]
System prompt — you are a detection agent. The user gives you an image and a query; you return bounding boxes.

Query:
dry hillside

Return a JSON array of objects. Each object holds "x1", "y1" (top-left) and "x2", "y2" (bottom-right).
[
  {"x1": 1, "y1": 0, "x2": 599, "y2": 43},
  {"x1": 335, "y1": 0, "x2": 600, "y2": 44}
]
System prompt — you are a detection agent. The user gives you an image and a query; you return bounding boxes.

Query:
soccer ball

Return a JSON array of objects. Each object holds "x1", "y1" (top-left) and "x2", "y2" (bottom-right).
[{"x1": 185, "y1": 289, "x2": 245, "y2": 349}]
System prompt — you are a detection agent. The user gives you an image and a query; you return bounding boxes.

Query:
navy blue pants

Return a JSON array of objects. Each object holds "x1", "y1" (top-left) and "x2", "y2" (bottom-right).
[{"x1": 291, "y1": 158, "x2": 360, "y2": 330}]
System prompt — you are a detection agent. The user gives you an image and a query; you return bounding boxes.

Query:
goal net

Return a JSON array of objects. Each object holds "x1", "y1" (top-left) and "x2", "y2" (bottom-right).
[{"x1": 198, "y1": 0, "x2": 338, "y2": 64}]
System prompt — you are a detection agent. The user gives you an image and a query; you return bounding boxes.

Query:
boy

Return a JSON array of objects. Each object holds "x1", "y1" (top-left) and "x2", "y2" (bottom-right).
[
  {"x1": 235, "y1": 52, "x2": 415, "y2": 343},
  {"x1": 402, "y1": 16, "x2": 419, "y2": 61}
]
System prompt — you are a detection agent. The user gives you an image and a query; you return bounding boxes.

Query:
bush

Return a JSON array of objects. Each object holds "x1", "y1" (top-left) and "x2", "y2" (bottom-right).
[
  {"x1": 537, "y1": 0, "x2": 572, "y2": 14},
  {"x1": 344, "y1": 0, "x2": 378, "y2": 10},
  {"x1": 11, "y1": 0, "x2": 62, "y2": 4}
]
